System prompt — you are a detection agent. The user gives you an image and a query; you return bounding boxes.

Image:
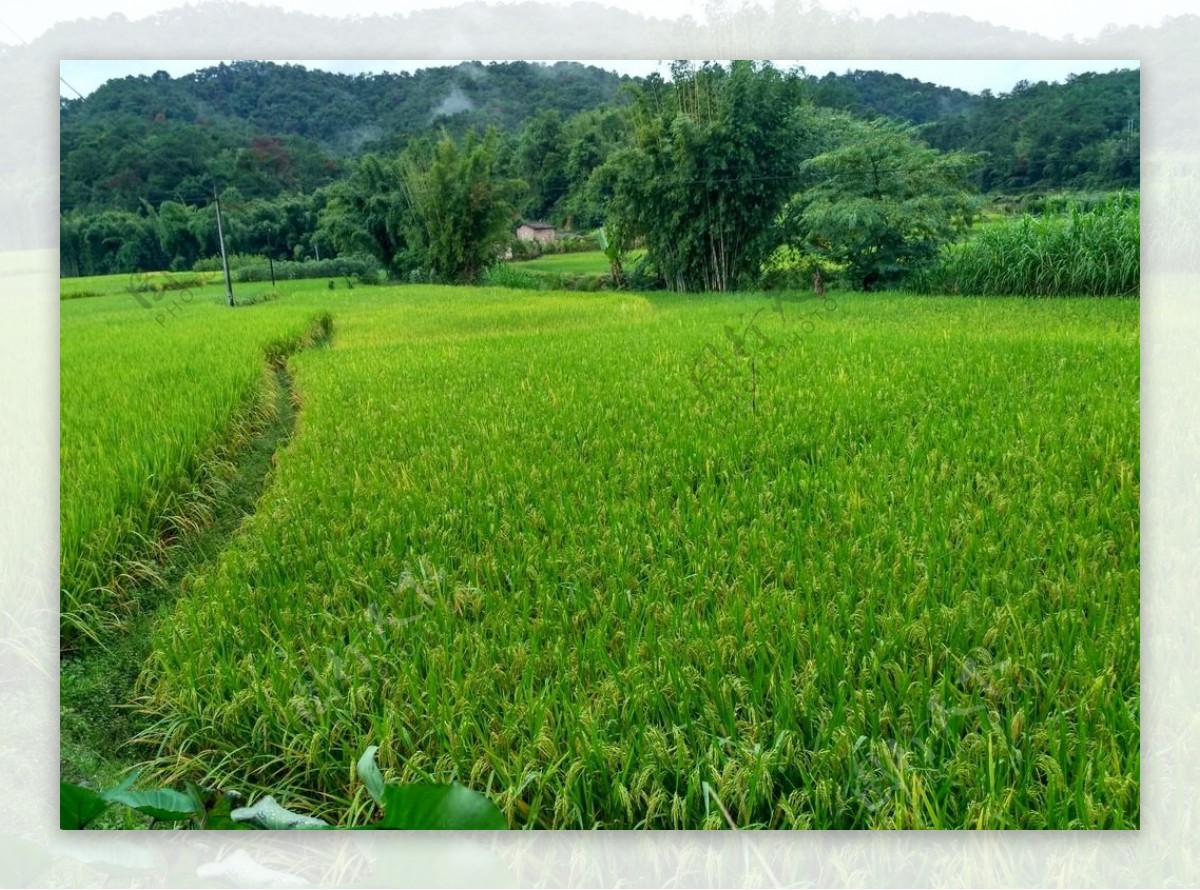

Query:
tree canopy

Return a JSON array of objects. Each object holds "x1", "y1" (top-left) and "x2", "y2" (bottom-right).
[
  {"x1": 599, "y1": 61, "x2": 814, "y2": 292},
  {"x1": 59, "y1": 61, "x2": 1138, "y2": 285},
  {"x1": 792, "y1": 118, "x2": 981, "y2": 289},
  {"x1": 397, "y1": 130, "x2": 524, "y2": 283}
]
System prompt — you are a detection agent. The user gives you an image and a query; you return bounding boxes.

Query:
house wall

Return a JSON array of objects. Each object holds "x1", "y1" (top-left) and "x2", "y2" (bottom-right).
[{"x1": 516, "y1": 225, "x2": 556, "y2": 243}]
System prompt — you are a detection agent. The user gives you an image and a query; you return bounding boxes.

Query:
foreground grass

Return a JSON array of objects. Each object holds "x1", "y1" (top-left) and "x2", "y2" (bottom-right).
[
  {"x1": 60, "y1": 360, "x2": 306, "y2": 823},
  {"x1": 59, "y1": 284, "x2": 331, "y2": 647},
  {"x1": 76, "y1": 285, "x2": 1139, "y2": 829}
]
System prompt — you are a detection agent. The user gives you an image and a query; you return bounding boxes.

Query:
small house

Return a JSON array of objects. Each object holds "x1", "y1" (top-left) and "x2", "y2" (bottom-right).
[{"x1": 516, "y1": 221, "x2": 557, "y2": 243}]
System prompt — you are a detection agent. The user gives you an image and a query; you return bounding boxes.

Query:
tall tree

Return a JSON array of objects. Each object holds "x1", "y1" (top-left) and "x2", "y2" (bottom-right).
[
  {"x1": 316, "y1": 154, "x2": 408, "y2": 274},
  {"x1": 791, "y1": 118, "x2": 980, "y2": 289},
  {"x1": 155, "y1": 200, "x2": 206, "y2": 270},
  {"x1": 561, "y1": 106, "x2": 630, "y2": 230},
  {"x1": 399, "y1": 130, "x2": 525, "y2": 283},
  {"x1": 515, "y1": 110, "x2": 569, "y2": 223},
  {"x1": 599, "y1": 61, "x2": 814, "y2": 292}
]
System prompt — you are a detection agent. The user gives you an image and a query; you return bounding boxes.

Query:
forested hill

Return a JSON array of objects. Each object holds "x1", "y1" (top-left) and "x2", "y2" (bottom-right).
[
  {"x1": 808, "y1": 67, "x2": 1139, "y2": 191},
  {"x1": 63, "y1": 60, "x2": 633, "y2": 148},
  {"x1": 60, "y1": 60, "x2": 635, "y2": 211},
  {"x1": 922, "y1": 69, "x2": 1140, "y2": 191},
  {"x1": 809, "y1": 69, "x2": 981, "y2": 123},
  {"x1": 60, "y1": 61, "x2": 1139, "y2": 216}
]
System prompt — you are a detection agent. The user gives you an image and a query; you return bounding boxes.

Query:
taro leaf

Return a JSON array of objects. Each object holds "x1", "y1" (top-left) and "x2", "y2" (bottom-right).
[
  {"x1": 185, "y1": 782, "x2": 205, "y2": 816},
  {"x1": 101, "y1": 787, "x2": 202, "y2": 823},
  {"x1": 368, "y1": 783, "x2": 507, "y2": 830},
  {"x1": 61, "y1": 782, "x2": 110, "y2": 829},
  {"x1": 230, "y1": 795, "x2": 329, "y2": 829},
  {"x1": 106, "y1": 770, "x2": 141, "y2": 797},
  {"x1": 357, "y1": 745, "x2": 386, "y2": 806},
  {"x1": 201, "y1": 790, "x2": 254, "y2": 830}
]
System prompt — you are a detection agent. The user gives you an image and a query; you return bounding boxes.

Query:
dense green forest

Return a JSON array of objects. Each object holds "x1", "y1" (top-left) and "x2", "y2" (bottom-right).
[
  {"x1": 921, "y1": 70, "x2": 1140, "y2": 192},
  {"x1": 59, "y1": 60, "x2": 635, "y2": 211},
  {"x1": 59, "y1": 60, "x2": 1139, "y2": 283}
]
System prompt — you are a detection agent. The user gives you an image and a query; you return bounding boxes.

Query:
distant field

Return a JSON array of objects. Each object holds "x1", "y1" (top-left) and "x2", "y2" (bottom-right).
[
  {"x1": 510, "y1": 249, "x2": 645, "y2": 276},
  {"x1": 60, "y1": 273, "x2": 143, "y2": 299},
  {"x1": 59, "y1": 270, "x2": 223, "y2": 300},
  {"x1": 62, "y1": 277, "x2": 1139, "y2": 828}
]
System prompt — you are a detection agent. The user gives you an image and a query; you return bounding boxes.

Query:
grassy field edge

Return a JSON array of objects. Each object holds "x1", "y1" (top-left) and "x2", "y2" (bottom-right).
[
  {"x1": 61, "y1": 322, "x2": 332, "y2": 813},
  {"x1": 61, "y1": 311, "x2": 334, "y2": 651}
]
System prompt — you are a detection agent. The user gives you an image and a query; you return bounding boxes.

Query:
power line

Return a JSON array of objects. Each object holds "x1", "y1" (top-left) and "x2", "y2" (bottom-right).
[
  {"x1": 0, "y1": 15, "x2": 87, "y2": 102},
  {"x1": 0, "y1": 14, "x2": 26, "y2": 45},
  {"x1": 60, "y1": 77, "x2": 85, "y2": 100}
]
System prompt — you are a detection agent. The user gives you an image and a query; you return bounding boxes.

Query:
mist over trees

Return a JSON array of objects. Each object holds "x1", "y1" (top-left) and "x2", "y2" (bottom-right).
[{"x1": 59, "y1": 60, "x2": 1139, "y2": 287}]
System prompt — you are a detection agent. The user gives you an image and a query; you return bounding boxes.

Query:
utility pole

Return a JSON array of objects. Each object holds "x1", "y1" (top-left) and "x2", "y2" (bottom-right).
[{"x1": 214, "y1": 185, "x2": 235, "y2": 307}]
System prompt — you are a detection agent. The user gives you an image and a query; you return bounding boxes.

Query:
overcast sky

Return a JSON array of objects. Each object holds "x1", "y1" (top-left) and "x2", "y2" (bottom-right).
[
  {"x1": 5, "y1": 0, "x2": 1195, "y2": 47},
  {"x1": 59, "y1": 58, "x2": 1138, "y2": 100}
]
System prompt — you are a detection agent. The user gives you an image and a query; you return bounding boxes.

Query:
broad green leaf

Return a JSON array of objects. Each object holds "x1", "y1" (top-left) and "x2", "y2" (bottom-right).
[
  {"x1": 105, "y1": 770, "x2": 141, "y2": 797},
  {"x1": 357, "y1": 745, "x2": 386, "y2": 806},
  {"x1": 101, "y1": 787, "x2": 202, "y2": 822},
  {"x1": 231, "y1": 795, "x2": 329, "y2": 829},
  {"x1": 200, "y1": 791, "x2": 254, "y2": 830},
  {"x1": 369, "y1": 783, "x2": 507, "y2": 830},
  {"x1": 61, "y1": 781, "x2": 109, "y2": 829}
]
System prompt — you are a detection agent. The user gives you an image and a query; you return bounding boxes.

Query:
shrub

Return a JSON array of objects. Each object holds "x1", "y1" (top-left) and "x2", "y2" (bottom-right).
[
  {"x1": 506, "y1": 239, "x2": 543, "y2": 262},
  {"x1": 758, "y1": 245, "x2": 843, "y2": 292},
  {"x1": 214, "y1": 254, "x2": 383, "y2": 285},
  {"x1": 193, "y1": 253, "x2": 268, "y2": 273},
  {"x1": 508, "y1": 232, "x2": 601, "y2": 261},
  {"x1": 480, "y1": 264, "x2": 545, "y2": 290},
  {"x1": 621, "y1": 254, "x2": 662, "y2": 291}
]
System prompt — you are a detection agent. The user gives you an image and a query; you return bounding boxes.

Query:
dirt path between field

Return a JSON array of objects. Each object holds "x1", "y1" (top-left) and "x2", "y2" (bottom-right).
[{"x1": 60, "y1": 322, "x2": 331, "y2": 816}]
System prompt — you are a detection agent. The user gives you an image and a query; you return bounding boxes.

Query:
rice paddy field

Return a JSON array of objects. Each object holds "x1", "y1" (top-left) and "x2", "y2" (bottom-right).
[
  {"x1": 510, "y1": 249, "x2": 646, "y2": 276},
  {"x1": 59, "y1": 282, "x2": 330, "y2": 646},
  {"x1": 60, "y1": 278, "x2": 1139, "y2": 829}
]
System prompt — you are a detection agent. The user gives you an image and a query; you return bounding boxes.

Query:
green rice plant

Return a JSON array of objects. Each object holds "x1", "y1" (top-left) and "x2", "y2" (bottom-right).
[
  {"x1": 914, "y1": 193, "x2": 1139, "y2": 296},
  {"x1": 60, "y1": 282, "x2": 336, "y2": 648},
  {"x1": 99, "y1": 285, "x2": 1137, "y2": 829}
]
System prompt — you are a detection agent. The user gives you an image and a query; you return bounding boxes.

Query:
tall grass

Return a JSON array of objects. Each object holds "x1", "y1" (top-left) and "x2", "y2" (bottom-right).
[{"x1": 916, "y1": 193, "x2": 1139, "y2": 297}]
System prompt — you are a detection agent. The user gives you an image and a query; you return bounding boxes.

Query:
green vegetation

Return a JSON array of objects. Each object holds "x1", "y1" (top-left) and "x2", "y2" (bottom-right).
[
  {"x1": 915, "y1": 194, "x2": 1140, "y2": 296},
  {"x1": 62, "y1": 747, "x2": 505, "y2": 830},
  {"x1": 790, "y1": 118, "x2": 980, "y2": 290},
  {"x1": 598, "y1": 61, "x2": 812, "y2": 291},
  {"x1": 398, "y1": 130, "x2": 525, "y2": 282},
  {"x1": 61, "y1": 278, "x2": 1137, "y2": 829},
  {"x1": 59, "y1": 283, "x2": 331, "y2": 647},
  {"x1": 923, "y1": 70, "x2": 1140, "y2": 193},
  {"x1": 492, "y1": 249, "x2": 650, "y2": 291},
  {"x1": 59, "y1": 59, "x2": 1140, "y2": 833},
  {"x1": 512, "y1": 250, "x2": 620, "y2": 276},
  {"x1": 61, "y1": 352, "x2": 308, "y2": 813},
  {"x1": 60, "y1": 61, "x2": 1139, "y2": 285}
]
